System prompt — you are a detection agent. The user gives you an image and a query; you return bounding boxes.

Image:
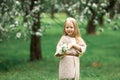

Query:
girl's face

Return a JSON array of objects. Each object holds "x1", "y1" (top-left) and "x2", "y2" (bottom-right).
[{"x1": 65, "y1": 21, "x2": 74, "y2": 36}]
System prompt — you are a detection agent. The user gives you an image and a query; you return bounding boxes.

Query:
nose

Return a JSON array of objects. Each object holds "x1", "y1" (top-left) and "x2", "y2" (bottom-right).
[{"x1": 68, "y1": 27, "x2": 71, "y2": 30}]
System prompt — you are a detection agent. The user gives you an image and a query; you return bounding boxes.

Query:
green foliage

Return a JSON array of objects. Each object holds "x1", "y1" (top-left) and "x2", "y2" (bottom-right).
[
  {"x1": 0, "y1": 0, "x2": 48, "y2": 40},
  {"x1": 1, "y1": 0, "x2": 120, "y2": 39},
  {"x1": 0, "y1": 14, "x2": 120, "y2": 80}
]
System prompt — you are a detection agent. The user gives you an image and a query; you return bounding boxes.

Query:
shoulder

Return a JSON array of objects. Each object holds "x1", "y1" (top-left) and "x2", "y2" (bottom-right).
[
  {"x1": 57, "y1": 35, "x2": 67, "y2": 42},
  {"x1": 60, "y1": 35, "x2": 68, "y2": 40},
  {"x1": 58, "y1": 35, "x2": 70, "y2": 43},
  {"x1": 76, "y1": 36, "x2": 86, "y2": 43},
  {"x1": 77, "y1": 36, "x2": 84, "y2": 41}
]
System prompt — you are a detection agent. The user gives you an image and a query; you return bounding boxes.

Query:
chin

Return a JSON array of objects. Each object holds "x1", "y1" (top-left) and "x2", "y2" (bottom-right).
[{"x1": 68, "y1": 34, "x2": 73, "y2": 36}]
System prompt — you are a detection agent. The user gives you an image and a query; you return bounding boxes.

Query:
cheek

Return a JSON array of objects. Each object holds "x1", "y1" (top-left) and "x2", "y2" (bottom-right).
[
  {"x1": 71, "y1": 28, "x2": 74, "y2": 31},
  {"x1": 65, "y1": 28, "x2": 67, "y2": 31}
]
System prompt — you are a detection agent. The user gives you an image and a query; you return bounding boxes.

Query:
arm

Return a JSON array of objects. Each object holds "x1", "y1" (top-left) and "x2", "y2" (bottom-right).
[
  {"x1": 54, "y1": 36, "x2": 67, "y2": 57},
  {"x1": 69, "y1": 37, "x2": 87, "y2": 54},
  {"x1": 72, "y1": 44, "x2": 82, "y2": 52}
]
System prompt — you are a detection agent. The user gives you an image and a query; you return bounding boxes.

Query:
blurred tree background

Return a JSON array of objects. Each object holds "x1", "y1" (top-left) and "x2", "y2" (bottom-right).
[
  {"x1": 0, "y1": 0, "x2": 120, "y2": 79},
  {"x1": 0, "y1": 0, "x2": 119, "y2": 61}
]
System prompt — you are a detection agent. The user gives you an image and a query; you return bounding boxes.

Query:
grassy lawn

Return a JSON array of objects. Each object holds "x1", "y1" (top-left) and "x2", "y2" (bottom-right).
[{"x1": 0, "y1": 13, "x2": 120, "y2": 80}]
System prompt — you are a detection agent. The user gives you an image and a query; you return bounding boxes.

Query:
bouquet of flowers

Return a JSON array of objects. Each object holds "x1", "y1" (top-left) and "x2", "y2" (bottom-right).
[{"x1": 58, "y1": 43, "x2": 68, "y2": 55}]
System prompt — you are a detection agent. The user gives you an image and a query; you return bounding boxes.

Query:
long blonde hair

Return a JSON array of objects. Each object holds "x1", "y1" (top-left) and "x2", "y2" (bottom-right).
[{"x1": 63, "y1": 17, "x2": 81, "y2": 40}]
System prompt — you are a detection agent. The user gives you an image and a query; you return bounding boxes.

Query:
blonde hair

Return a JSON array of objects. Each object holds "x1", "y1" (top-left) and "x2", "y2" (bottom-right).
[{"x1": 63, "y1": 17, "x2": 81, "y2": 38}]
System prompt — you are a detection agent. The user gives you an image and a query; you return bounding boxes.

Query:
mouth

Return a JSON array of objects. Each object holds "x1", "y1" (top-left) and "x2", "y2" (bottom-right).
[{"x1": 67, "y1": 31, "x2": 73, "y2": 34}]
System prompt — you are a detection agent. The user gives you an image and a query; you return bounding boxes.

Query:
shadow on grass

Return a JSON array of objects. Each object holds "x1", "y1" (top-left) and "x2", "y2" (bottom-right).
[{"x1": 0, "y1": 56, "x2": 28, "y2": 72}]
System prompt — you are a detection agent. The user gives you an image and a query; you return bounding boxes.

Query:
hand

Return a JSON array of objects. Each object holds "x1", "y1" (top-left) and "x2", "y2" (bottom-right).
[{"x1": 55, "y1": 53, "x2": 64, "y2": 57}]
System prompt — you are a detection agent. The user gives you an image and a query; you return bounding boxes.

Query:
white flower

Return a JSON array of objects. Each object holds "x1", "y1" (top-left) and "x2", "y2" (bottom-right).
[
  {"x1": 15, "y1": 1, "x2": 20, "y2": 5},
  {"x1": 58, "y1": 43, "x2": 68, "y2": 54},
  {"x1": 92, "y1": 3, "x2": 98, "y2": 11},
  {"x1": 10, "y1": 24, "x2": 15, "y2": 28},
  {"x1": 61, "y1": 44, "x2": 68, "y2": 53},
  {"x1": 16, "y1": 32, "x2": 21, "y2": 39},
  {"x1": 24, "y1": 23, "x2": 28, "y2": 28},
  {"x1": 100, "y1": 3, "x2": 107, "y2": 7},
  {"x1": 35, "y1": 32, "x2": 42, "y2": 36},
  {"x1": 93, "y1": 19, "x2": 98, "y2": 25},
  {"x1": 98, "y1": 27, "x2": 104, "y2": 32},
  {"x1": 107, "y1": 19, "x2": 111, "y2": 23}
]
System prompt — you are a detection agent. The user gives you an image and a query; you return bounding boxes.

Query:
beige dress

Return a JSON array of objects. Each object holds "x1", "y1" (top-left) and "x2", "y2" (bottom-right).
[{"x1": 55, "y1": 35, "x2": 87, "y2": 80}]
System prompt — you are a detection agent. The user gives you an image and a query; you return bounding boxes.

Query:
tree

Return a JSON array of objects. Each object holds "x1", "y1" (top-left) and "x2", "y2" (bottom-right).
[
  {"x1": 76, "y1": 0, "x2": 109, "y2": 34},
  {"x1": 0, "y1": 0, "x2": 20, "y2": 39},
  {"x1": 28, "y1": 0, "x2": 43, "y2": 61},
  {"x1": 19, "y1": 0, "x2": 45, "y2": 61},
  {"x1": 57, "y1": 0, "x2": 119, "y2": 34},
  {"x1": 0, "y1": 0, "x2": 45, "y2": 61}
]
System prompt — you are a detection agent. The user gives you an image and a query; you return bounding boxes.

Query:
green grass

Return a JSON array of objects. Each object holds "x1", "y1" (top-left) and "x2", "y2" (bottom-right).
[{"x1": 0, "y1": 13, "x2": 120, "y2": 80}]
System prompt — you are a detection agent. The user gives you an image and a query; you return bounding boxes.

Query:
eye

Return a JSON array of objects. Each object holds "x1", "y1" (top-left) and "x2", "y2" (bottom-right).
[
  {"x1": 71, "y1": 26, "x2": 74, "y2": 28},
  {"x1": 65, "y1": 26, "x2": 69, "y2": 28}
]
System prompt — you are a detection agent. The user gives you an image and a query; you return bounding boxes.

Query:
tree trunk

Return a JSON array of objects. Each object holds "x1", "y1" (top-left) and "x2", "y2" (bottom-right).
[
  {"x1": 29, "y1": 0, "x2": 42, "y2": 61},
  {"x1": 98, "y1": 14, "x2": 104, "y2": 26},
  {"x1": 87, "y1": 8, "x2": 96, "y2": 34},
  {"x1": 87, "y1": 19, "x2": 96, "y2": 34},
  {"x1": 106, "y1": 0, "x2": 116, "y2": 18},
  {"x1": 30, "y1": 14, "x2": 42, "y2": 61},
  {"x1": 51, "y1": 3, "x2": 55, "y2": 19},
  {"x1": 30, "y1": 35, "x2": 42, "y2": 61}
]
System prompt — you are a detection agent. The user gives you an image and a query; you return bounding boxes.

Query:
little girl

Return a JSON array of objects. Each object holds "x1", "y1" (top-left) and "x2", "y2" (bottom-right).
[{"x1": 55, "y1": 17, "x2": 87, "y2": 80}]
